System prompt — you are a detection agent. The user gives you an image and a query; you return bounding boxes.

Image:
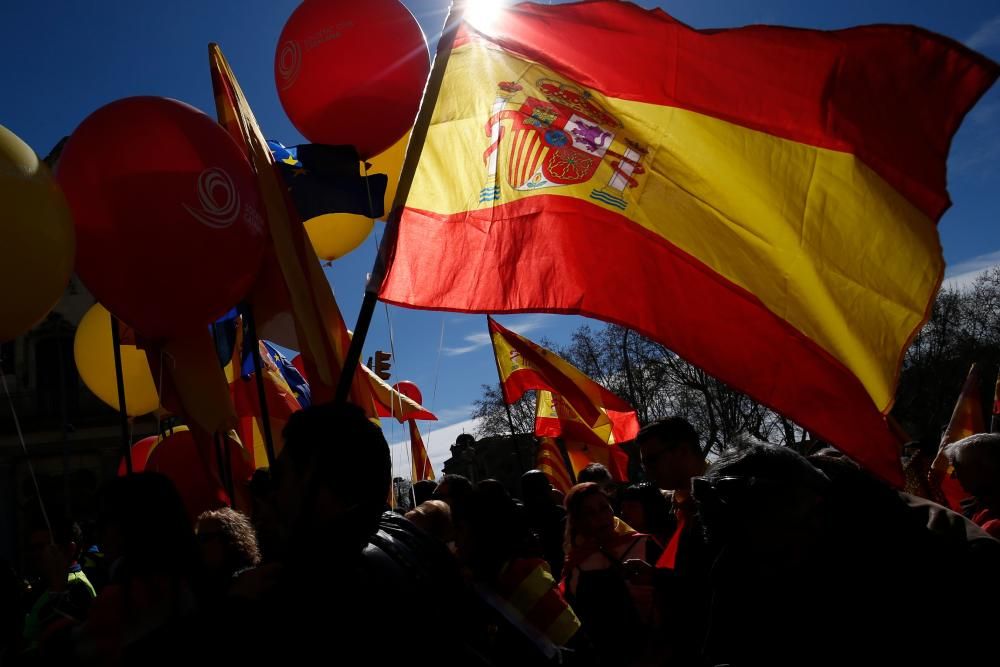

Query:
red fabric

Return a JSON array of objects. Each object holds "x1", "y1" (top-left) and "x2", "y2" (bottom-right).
[
  {"x1": 656, "y1": 502, "x2": 691, "y2": 570},
  {"x1": 457, "y1": 1, "x2": 999, "y2": 221},
  {"x1": 972, "y1": 509, "x2": 1000, "y2": 540},
  {"x1": 382, "y1": 198, "x2": 905, "y2": 487}
]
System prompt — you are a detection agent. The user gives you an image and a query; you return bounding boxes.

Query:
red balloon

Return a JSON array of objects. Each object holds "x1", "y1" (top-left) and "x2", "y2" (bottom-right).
[
  {"x1": 144, "y1": 429, "x2": 253, "y2": 521},
  {"x1": 275, "y1": 0, "x2": 429, "y2": 159},
  {"x1": 57, "y1": 97, "x2": 266, "y2": 340},
  {"x1": 117, "y1": 435, "x2": 158, "y2": 476},
  {"x1": 393, "y1": 380, "x2": 423, "y2": 406}
]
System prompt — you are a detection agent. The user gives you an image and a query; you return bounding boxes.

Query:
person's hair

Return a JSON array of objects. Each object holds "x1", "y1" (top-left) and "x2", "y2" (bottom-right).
[
  {"x1": 563, "y1": 482, "x2": 609, "y2": 548},
  {"x1": 577, "y1": 463, "x2": 612, "y2": 485},
  {"x1": 452, "y1": 487, "x2": 530, "y2": 582},
  {"x1": 97, "y1": 472, "x2": 198, "y2": 579},
  {"x1": 520, "y1": 469, "x2": 553, "y2": 505},
  {"x1": 405, "y1": 500, "x2": 453, "y2": 543},
  {"x1": 476, "y1": 478, "x2": 508, "y2": 500},
  {"x1": 196, "y1": 507, "x2": 262, "y2": 573},
  {"x1": 637, "y1": 416, "x2": 701, "y2": 455},
  {"x1": 433, "y1": 474, "x2": 474, "y2": 510},
  {"x1": 412, "y1": 479, "x2": 437, "y2": 506},
  {"x1": 944, "y1": 432, "x2": 1000, "y2": 469},
  {"x1": 280, "y1": 402, "x2": 391, "y2": 543},
  {"x1": 693, "y1": 444, "x2": 830, "y2": 545}
]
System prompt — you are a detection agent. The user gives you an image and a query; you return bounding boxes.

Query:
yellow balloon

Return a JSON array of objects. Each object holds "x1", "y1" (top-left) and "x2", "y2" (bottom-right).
[
  {"x1": 304, "y1": 213, "x2": 375, "y2": 261},
  {"x1": 74, "y1": 303, "x2": 160, "y2": 416},
  {"x1": 366, "y1": 131, "x2": 409, "y2": 216},
  {"x1": 0, "y1": 126, "x2": 75, "y2": 341}
]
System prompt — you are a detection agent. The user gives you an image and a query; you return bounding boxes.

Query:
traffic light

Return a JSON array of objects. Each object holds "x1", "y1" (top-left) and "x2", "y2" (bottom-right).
[{"x1": 373, "y1": 350, "x2": 392, "y2": 381}]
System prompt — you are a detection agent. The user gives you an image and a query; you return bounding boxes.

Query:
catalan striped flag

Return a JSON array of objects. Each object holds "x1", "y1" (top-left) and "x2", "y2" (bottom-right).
[
  {"x1": 377, "y1": 1, "x2": 998, "y2": 486},
  {"x1": 537, "y1": 437, "x2": 573, "y2": 495},
  {"x1": 409, "y1": 420, "x2": 435, "y2": 482}
]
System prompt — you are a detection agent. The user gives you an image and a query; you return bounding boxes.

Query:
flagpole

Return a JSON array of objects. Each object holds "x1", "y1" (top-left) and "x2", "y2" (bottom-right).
[
  {"x1": 110, "y1": 315, "x2": 133, "y2": 474},
  {"x1": 244, "y1": 304, "x2": 277, "y2": 468},
  {"x1": 337, "y1": 0, "x2": 468, "y2": 405}
]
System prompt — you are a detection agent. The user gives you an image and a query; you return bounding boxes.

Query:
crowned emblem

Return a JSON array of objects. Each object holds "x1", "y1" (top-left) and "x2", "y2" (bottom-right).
[{"x1": 481, "y1": 77, "x2": 647, "y2": 210}]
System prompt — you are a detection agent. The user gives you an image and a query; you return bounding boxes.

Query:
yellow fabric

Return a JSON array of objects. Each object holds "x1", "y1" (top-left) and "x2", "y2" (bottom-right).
[
  {"x1": 539, "y1": 389, "x2": 617, "y2": 445},
  {"x1": 407, "y1": 40, "x2": 942, "y2": 413}
]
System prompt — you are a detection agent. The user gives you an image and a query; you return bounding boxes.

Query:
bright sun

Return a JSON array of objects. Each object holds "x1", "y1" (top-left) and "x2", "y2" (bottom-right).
[{"x1": 464, "y1": 0, "x2": 505, "y2": 34}]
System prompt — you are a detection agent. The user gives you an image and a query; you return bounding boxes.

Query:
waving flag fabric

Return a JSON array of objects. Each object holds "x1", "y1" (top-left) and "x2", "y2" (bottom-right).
[{"x1": 377, "y1": 1, "x2": 998, "y2": 485}]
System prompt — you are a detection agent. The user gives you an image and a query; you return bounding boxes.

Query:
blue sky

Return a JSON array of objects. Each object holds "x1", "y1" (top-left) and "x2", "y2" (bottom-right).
[{"x1": 2, "y1": 0, "x2": 998, "y2": 476}]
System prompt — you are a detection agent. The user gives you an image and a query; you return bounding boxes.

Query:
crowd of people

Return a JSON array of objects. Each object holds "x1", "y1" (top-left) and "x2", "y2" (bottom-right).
[{"x1": 2, "y1": 404, "x2": 1000, "y2": 666}]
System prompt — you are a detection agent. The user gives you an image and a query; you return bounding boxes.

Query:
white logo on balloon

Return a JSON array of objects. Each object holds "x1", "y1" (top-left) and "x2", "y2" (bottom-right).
[
  {"x1": 277, "y1": 40, "x2": 302, "y2": 90},
  {"x1": 184, "y1": 167, "x2": 240, "y2": 229}
]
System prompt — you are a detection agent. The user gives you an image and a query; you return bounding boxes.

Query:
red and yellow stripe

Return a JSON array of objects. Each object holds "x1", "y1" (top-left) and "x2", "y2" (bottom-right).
[
  {"x1": 380, "y1": 2, "x2": 998, "y2": 484},
  {"x1": 494, "y1": 557, "x2": 581, "y2": 646},
  {"x1": 537, "y1": 437, "x2": 573, "y2": 495},
  {"x1": 409, "y1": 419, "x2": 435, "y2": 482}
]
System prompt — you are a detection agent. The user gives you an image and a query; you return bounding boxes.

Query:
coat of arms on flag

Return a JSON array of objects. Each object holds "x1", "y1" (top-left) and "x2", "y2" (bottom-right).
[{"x1": 481, "y1": 73, "x2": 647, "y2": 211}]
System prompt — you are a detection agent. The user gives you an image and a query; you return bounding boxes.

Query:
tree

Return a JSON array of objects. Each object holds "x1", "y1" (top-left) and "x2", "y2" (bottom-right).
[{"x1": 471, "y1": 385, "x2": 535, "y2": 437}]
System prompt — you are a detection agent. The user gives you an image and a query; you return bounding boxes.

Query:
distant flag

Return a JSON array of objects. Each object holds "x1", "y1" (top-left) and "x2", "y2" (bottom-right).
[
  {"x1": 376, "y1": 1, "x2": 999, "y2": 486},
  {"x1": 365, "y1": 365, "x2": 437, "y2": 422},
  {"x1": 228, "y1": 334, "x2": 301, "y2": 469},
  {"x1": 534, "y1": 389, "x2": 629, "y2": 483},
  {"x1": 534, "y1": 389, "x2": 562, "y2": 438},
  {"x1": 537, "y1": 437, "x2": 573, "y2": 495},
  {"x1": 409, "y1": 420, "x2": 435, "y2": 482},
  {"x1": 267, "y1": 140, "x2": 387, "y2": 221},
  {"x1": 264, "y1": 341, "x2": 310, "y2": 409},
  {"x1": 931, "y1": 364, "x2": 984, "y2": 511},
  {"x1": 489, "y1": 317, "x2": 638, "y2": 442}
]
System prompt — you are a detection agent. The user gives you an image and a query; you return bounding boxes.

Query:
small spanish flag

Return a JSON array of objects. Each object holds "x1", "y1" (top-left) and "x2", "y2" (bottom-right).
[
  {"x1": 931, "y1": 364, "x2": 984, "y2": 510},
  {"x1": 489, "y1": 317, "x2": 638, "y2": 442}
]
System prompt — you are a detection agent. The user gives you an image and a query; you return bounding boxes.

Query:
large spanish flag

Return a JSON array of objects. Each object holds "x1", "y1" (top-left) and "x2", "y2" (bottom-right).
[
  {"x1": 490, "y1": 317, "x2": 638, "y2": 441},
  {"x1": 378, "y1": 2, "x2": 998, "y2": 485}
]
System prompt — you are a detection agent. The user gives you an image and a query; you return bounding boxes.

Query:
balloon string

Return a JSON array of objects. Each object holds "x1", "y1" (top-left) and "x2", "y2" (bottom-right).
[
  {"x1": 424, "y1": 315, "x2": 447, "y2": 466},
  {"x1": 363, "y1": 162, "x2": 408, "y2": 444},
  {"x1": 0, "y1": 352, "x2": 54, "y2": 544}
]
